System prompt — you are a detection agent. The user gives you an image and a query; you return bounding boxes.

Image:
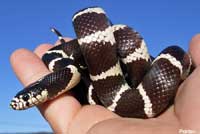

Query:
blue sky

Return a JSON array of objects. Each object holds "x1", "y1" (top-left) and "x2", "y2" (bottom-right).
[{"x1": 0, "y1": 0, "x2": 200, "y2": 133}]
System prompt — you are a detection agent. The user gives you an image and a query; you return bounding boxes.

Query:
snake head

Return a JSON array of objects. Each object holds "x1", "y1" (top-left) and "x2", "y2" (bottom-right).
[{"x1": 10, "y1": 82, "x2": 48, "y2": 110}]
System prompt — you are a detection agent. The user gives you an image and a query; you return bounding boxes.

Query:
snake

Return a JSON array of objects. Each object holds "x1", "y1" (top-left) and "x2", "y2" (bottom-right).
[{"x1": 10, "y1": 7, "x2": 193, "y2": 118}]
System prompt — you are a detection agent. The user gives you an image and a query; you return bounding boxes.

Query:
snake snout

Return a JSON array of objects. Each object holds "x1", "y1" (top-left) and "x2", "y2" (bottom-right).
[
  {"x1": 10, "y1": 95, "x2": 31, "y2": 110},
  {"x1": 10, "y1": 82, "x2": 49, "y2": 110},
  {"x1": 10, "y1": 98, "x2": 19, "y2": 110}
]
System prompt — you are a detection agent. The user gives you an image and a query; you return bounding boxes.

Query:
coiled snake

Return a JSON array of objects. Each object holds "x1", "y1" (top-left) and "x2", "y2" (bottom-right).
[{"x1": 10, "y1": 7, "x2": 193, "y2": 118}]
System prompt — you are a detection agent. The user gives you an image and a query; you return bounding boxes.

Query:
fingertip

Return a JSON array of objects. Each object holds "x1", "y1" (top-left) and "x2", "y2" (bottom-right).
[
  {"x1": 10, "y1": 48, "x2": 34, "y2": 75},
  {"x1": 10, "y1": 48, "x2": 49, "y2": 86},
  {"x1": 10, "y1": 48, "x2": 29, "y2": 64},
  {"x1": 189, "y1": 34, "x2": 200, "y2": 66},
  {"x1": 190, "y1": 34, "x2": 200, "y2": 43}
]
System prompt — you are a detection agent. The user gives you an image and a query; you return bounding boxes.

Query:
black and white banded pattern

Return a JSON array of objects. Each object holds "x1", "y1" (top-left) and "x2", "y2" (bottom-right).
[{"x1": 10, "y1": 7, "x2": 193, "y2": 119}]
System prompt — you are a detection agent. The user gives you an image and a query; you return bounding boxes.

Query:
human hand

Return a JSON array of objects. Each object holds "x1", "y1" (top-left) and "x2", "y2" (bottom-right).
[{"x1": 10, "y1": 35, "x2": 200, "y2": 134}]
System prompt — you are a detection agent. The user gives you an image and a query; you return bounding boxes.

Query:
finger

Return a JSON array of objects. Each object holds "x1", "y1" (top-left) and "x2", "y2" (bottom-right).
[
  {"x1": 68, "y1": 105, "x2": 119, "y2": 134},
  {"x1": 10, "y1": 48, "x2": 81, "y2": 133},
  {"x1": 34, "y1": 40, "x2": 84, "y2": 133},
  {"x1": 10, "y1": 48, "x2": 50, "y2": 85},
  {"x1": 189, "y1": 34, "x2": 200, "y2": 66},
  {"x1": 39, "y1": 93, "x2": 81, "y2": 133},
  {"x1": 175, "y1": 34, "x2": 200, "y2": 131},
  {"x1": 34, "y1": 42, "x2": 82, "y2": 133},
  {"x1": 175, "y1": 68, "x2": 200, "y2": 132},
  {"x1": 34, "y1": 41, "x2": 83, "y2": 133},
  {"x1": 34, "y1": 43, "x2": 53, "y2": 58}
]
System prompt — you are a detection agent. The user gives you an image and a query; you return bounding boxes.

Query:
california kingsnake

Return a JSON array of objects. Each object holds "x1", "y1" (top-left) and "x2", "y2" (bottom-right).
[{"x1": 10, "y1": 7, "x2": 193, "y2": 118}]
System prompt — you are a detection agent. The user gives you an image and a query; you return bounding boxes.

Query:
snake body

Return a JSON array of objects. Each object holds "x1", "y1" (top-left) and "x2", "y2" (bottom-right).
[{"x1": 10, "y1": 7, "x2": 192, "y2": 118}]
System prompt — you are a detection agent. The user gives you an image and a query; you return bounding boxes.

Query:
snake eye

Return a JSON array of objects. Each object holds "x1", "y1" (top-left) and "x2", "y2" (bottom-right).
[{"x1": 22, "y1": 94, "x2": 30, "y2": 101}]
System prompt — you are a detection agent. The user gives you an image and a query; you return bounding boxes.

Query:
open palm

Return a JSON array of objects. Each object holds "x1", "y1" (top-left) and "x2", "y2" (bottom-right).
[{"x1": 11, "y1": 35, "x2": 200, "y2": 134}]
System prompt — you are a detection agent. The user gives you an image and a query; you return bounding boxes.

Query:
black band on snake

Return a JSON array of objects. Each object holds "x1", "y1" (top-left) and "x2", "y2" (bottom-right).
[{"x1": 10, "y1": 7, "x2": 193, "y2": 118}]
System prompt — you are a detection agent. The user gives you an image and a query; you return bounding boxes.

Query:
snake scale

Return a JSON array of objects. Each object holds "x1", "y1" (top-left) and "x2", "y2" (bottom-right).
[{"x1": 10, "y1": 7, "x2": 193, "y2": 118}]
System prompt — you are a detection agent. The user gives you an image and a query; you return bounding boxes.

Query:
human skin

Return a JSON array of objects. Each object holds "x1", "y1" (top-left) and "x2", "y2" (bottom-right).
[{"x1": 10, "y1": 35, "x2": 200, "y2": 134}]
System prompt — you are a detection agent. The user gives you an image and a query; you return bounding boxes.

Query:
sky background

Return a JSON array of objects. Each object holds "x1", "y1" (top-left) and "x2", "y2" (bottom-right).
[{"x1": 0, "y1": 0, "x2": 200, "y2": 133}]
